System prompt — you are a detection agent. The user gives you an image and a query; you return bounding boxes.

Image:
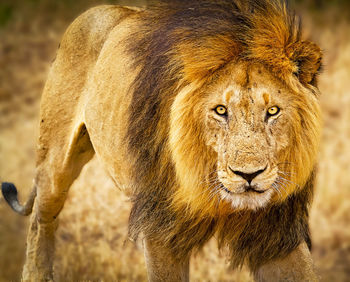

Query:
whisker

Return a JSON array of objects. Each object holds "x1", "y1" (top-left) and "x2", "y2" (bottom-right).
[
  {"x1": 272, "y1": 183, "x2": 282, "y2": 199},
  {"x1": 193, "y1": 175, "x2": 220, "y2": 202},
  {"x1": 196, "y1": 179, "x2": 223, "y2": 200},
  {"x1": 208, "y1": 183, "x2": 224, "y2": 201},
  {"x1": 277, "y1": 162, "x2": 292, "y2": 165},
  {"x1": 277, "y1": 176, "x2": 301, "y2": 189},
  {"x1": 198, "y1": 173, "x2": 220, "y2": 185},
  {"x1": 274, "y1": 179, "x2": 288, "y2": 194},
  {"x1": 278, "y1": 171, "x2": 295, "y2": 176}
]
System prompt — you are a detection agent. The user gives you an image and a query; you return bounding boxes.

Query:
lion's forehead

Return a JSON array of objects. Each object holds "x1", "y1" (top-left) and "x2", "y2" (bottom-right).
[
  {"x1": 219, "y1": 64, "x2": 284, "y2": 107},
  {"x1": 222, "y1": 85, "x2": 272, "y2": 106}
]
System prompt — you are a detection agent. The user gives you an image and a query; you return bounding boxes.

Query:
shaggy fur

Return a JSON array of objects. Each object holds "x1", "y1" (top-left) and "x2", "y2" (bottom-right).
[{"x1": 127, "y1": 0, "x2": 322, "y2": 271}]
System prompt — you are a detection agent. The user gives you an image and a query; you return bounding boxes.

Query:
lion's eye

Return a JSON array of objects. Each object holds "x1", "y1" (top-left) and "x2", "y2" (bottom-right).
[
  {"x1": 214, "y1": 105, "x2": 227, "y2": 116},
  {"x1": 267, "y1": 106, "x2": 280, "y2": 116}
]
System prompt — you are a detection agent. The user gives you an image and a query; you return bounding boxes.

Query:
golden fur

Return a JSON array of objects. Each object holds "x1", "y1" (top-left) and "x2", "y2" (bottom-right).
[{"x1": 1, "y1": 1, "x2": 322, "y2": 280}]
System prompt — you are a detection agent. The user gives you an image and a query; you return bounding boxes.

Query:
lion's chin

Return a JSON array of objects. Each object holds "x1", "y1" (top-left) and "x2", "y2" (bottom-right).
[{"x1": 219, "y1": 188, "x2": 274, "y2": 211}]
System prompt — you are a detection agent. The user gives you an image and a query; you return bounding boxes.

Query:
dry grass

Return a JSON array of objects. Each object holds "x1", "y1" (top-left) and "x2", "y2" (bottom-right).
[{"x1": 0, "y1": 1, "x2": 349, "y2": 281}]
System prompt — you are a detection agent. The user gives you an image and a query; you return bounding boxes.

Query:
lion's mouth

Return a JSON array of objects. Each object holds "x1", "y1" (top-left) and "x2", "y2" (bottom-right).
[
  {"x1": 245, "y1": 186, "x2": 266, "y2": 194},
  {"x1": 218, "y1": 182, "x2": 275, "y2": 210},
  {"x1": 222, "y1": 184, "x2": 267, "y2": 194}
]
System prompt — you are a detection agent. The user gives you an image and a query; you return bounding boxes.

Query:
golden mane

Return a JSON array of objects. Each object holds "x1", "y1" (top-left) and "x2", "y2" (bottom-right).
[{"x1": 127, "y1": 0, "x2": 322, "y2": 270}]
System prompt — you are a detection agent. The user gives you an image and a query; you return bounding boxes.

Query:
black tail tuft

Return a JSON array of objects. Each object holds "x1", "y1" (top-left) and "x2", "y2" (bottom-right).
[
  {"x1": 1, "y1": 182, "x2": 35, "y2": 216},
  {"x1": 2, "y1": 182, "x2": 19, "y2": 206}
]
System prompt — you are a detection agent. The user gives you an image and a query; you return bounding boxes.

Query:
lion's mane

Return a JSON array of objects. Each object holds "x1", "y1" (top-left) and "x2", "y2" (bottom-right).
[{"x1": 126, "y1": 0, "x2": 322, "y2": 270}]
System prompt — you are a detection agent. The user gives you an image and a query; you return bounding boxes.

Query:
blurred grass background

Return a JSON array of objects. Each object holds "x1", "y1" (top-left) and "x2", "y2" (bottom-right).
[{"x1": 0, "y1": 0, "x2": 349, "y2": 281}]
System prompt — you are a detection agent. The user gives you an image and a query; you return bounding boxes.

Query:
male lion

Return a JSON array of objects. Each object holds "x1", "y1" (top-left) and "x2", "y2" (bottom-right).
[{"x1": 2, "y1": 0, "x2": 322, "y2": 281}]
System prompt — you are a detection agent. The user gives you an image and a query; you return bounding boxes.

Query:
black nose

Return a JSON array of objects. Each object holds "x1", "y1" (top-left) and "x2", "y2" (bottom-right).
[{"x1": 229, "y1": 167, "x2": 266, "y2": 184}]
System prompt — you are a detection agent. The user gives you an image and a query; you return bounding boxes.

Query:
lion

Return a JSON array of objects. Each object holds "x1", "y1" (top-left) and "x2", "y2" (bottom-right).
[{"x1": 1, "y1": 0, "x2": 322, "y2": 281}]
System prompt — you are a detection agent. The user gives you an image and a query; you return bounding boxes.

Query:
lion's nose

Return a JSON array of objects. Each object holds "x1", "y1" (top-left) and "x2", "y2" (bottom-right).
[{"x1": 229, "y1": 166, "x2": 266, "y2": 184}]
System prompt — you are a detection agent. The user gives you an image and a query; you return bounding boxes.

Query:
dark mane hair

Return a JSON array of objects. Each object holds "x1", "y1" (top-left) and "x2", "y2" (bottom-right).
[{"x1": 126, "y1": 0, "x2": 320, "y2": 270}]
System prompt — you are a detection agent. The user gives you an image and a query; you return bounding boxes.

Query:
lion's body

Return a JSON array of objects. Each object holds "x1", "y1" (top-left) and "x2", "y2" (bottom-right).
[{"x1": 1, "y1": 1, "x2": 322, "y2": 281}]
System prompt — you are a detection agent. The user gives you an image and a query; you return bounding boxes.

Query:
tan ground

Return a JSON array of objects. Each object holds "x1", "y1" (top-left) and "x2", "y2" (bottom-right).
[{"x1": 0, "y1": 1, "x2": 349, "y2": 281}]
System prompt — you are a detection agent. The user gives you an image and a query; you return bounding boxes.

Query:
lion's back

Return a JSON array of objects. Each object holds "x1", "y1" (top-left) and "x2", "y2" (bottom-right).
[{"x1": 38, "y1": 5, "x2": 142, "y2": 163}]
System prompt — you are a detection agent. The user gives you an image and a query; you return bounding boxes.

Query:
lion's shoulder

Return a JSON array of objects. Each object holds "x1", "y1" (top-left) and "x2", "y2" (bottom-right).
[{"x1": 58, "y1": 5, "x2": 141, "y2": 60}]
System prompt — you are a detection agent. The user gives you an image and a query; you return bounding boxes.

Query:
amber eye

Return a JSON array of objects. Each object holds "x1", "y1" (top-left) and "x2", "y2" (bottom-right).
[
  {"x1": 215, "y1": 105, "x2": 227, "y2": 116},
  {"x1": 267, "y1": 106, "x2": 280, "y2": 116}
]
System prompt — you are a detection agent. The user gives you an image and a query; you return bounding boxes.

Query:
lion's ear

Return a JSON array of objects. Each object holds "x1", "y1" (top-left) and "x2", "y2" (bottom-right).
[{"x1": 290, "y1": 41, "x2": 322, "y2": 86}]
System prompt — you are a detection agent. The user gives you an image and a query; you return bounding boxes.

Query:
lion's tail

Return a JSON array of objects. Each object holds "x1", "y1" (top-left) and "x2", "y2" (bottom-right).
[{"x1": 1, "y1": 182, "x2": 36, "y2": 216}]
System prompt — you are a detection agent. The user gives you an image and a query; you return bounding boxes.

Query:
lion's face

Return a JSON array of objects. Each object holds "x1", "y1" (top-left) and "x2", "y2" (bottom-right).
[
  {"x1": 202, "y1": 62, "x2": 294, "y2": 210},
  {"x1": 170, "y1": 61, "x2": 321, "y2": 214}
]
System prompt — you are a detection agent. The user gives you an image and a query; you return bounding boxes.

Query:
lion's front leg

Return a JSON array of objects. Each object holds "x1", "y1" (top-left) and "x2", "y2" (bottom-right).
[
  {"x1": 254, "y1": 242, "x2": 318, "y2": 282},
  {"x1": 22, "y1": 211, "x2": 58, "y2": 281},
  {"x1": 144, "y1": 238, "x2": 190, "y2": 282}
]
